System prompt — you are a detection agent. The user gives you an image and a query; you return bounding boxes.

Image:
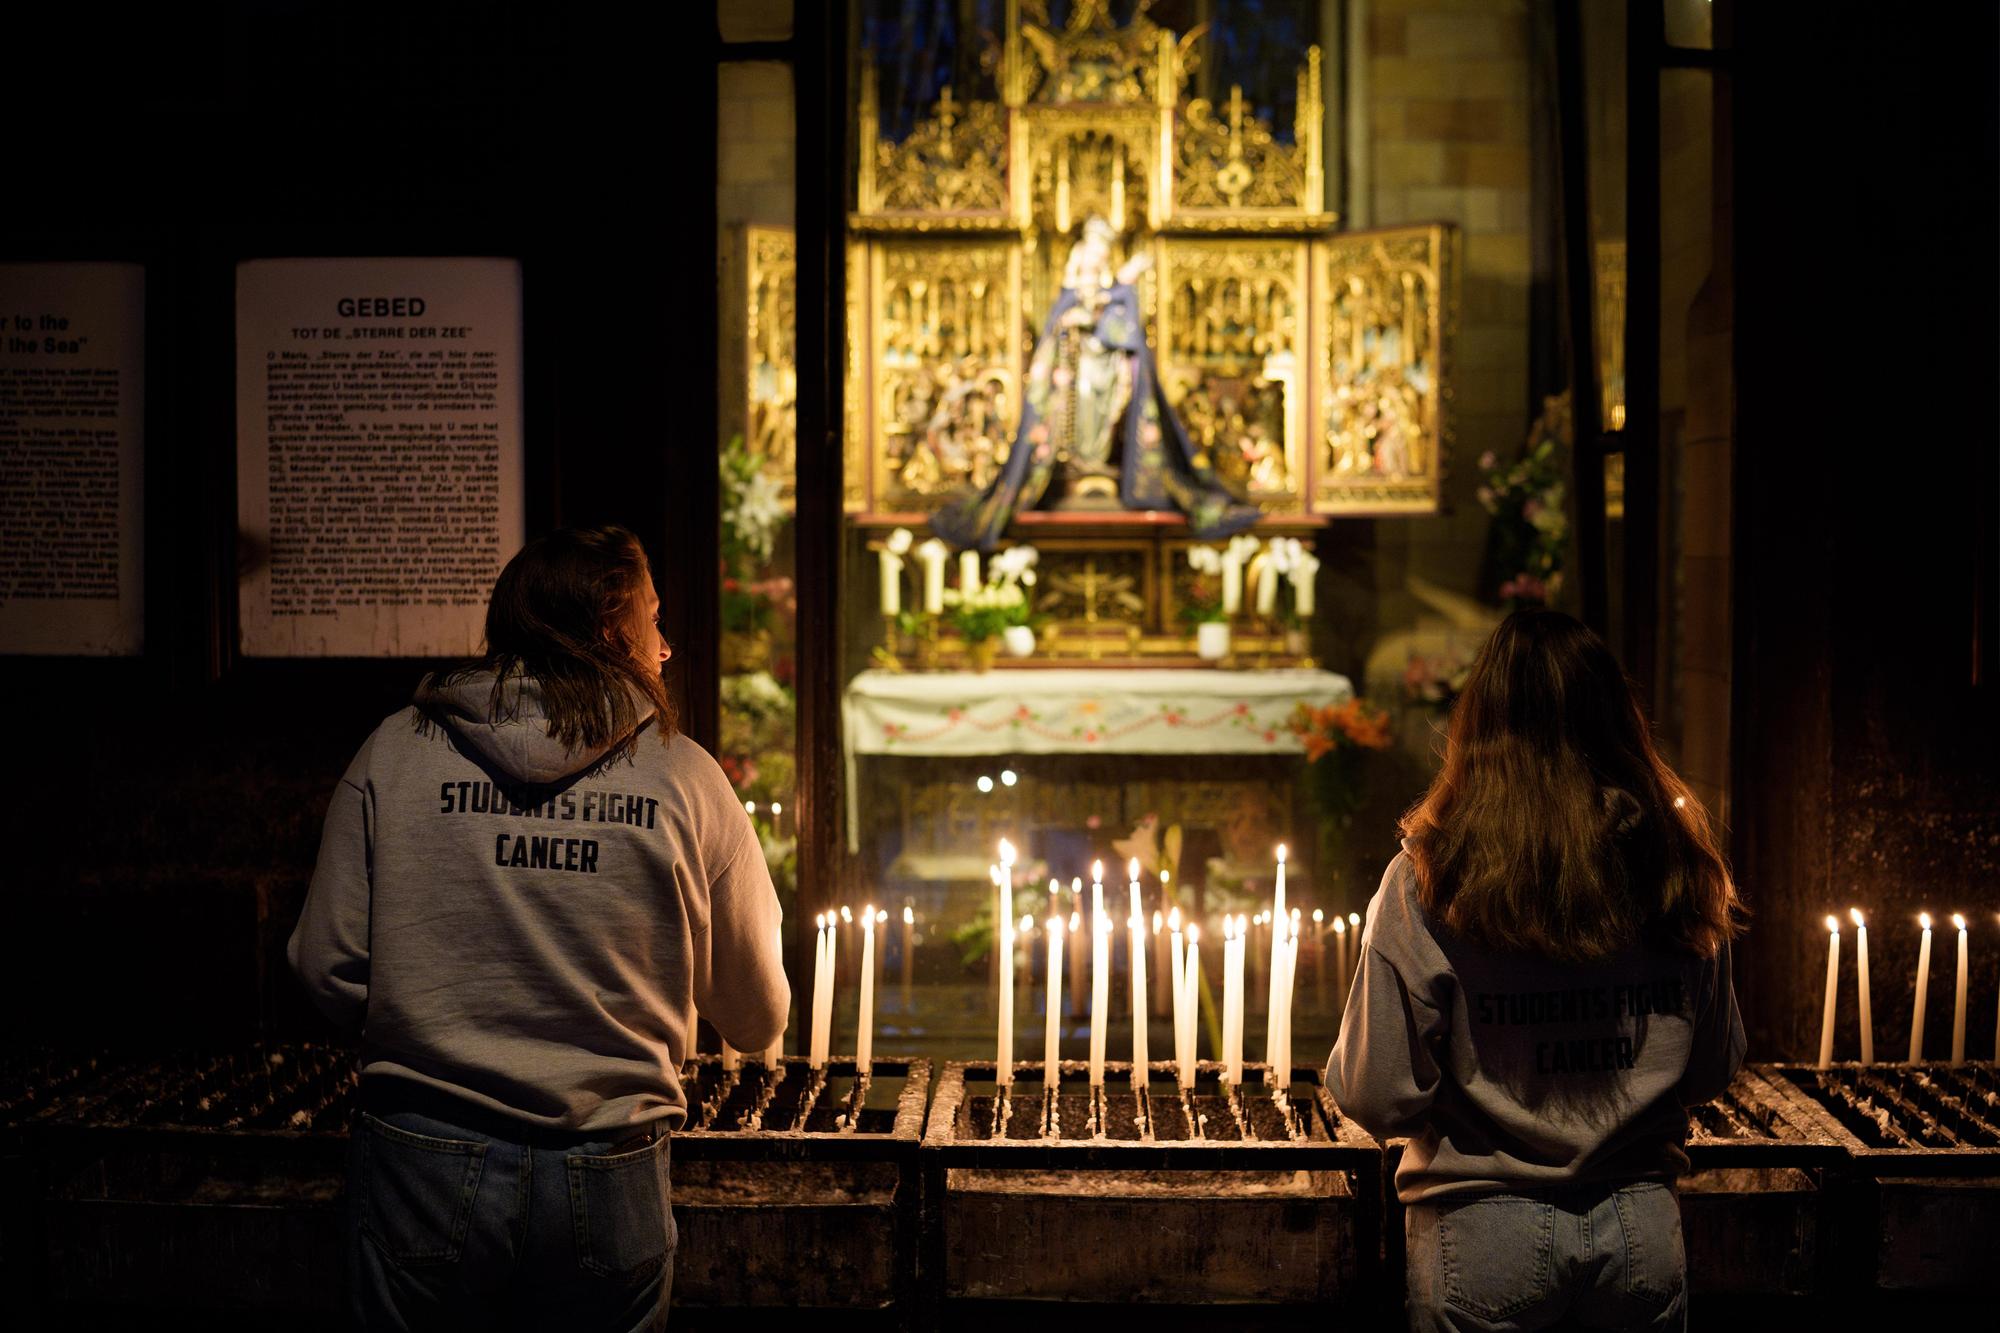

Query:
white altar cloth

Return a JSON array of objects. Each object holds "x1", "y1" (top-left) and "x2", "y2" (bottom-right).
[{"x1": 841, "y1": 667, "x2": 1353, "y2": 848}]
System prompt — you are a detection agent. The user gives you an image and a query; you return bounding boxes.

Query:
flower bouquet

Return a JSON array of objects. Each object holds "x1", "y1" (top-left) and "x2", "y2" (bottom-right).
[
  {"x1": 1477, "y1": 396, "x2": 1570, "y2": 609},
  {"x1": 1288, "y1": 697, "x2": 1395, "y2": 886}
]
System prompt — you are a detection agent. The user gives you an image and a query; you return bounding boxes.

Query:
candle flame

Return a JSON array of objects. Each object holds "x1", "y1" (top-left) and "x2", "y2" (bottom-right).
[
  {"x1": 1333, "y1": 916, "x2": 1347, "y2": 934},
  {"x1": 1824, "y1": 915, "x2": 1839, "y2": 933},
  {"x1": 1674, "y1": 795, "x2": 1687, "y2": 808},
  {"x1": 816, "y1": 912, "x2": 826, "y2": 929},
  {"x1": 1291, "y1": 908, "x2": 1302, "y2": 923},
  {"x1": 1161, "y1": 869, "x2": 1170, "y2": 884},
  {"x1": 841, "y1": 905, "x2": 852, "y2": 923},
  {"x1": 1071, "y1": 876, "x2": 1083, "y2": 893},
  {"x1": 1152, "y1": 910, "x2": 1163, "y2": 933},
  {"x1": 1091, "y1": 859, "x2": 1104, "y2": 883},
  {"x1": 902, "y1": 905, "x2": 914, "y2": 924},
  {"x1": 1312, "y1": 908, "x2": 1324, "y2": 923},
  {"x1": 1186, "y1": 924, "x2": 1200, "y2": 945},
  {"x1": 1920, "y1": 912, "x2": 1933, "y2": 929},
  {"x1": 998, "y1": 837, "x2": 1016, "y2": 864},
  {"x1": 1952, "y1": 913, "x2": 1967, "y2": 931},
  {"x1": 1021, "y1": 914, "x2": 1033, "y2": 933},
  {"x1": 1276, "y1": 843, "x2": 1288, "y2": 862},
  {"x1": 1069, "y1": 910, "x2": 1081, "y2": 933},
  {"x1": 863, "y1": 902, "x2": 874, "y2": 921},
  {"x1": 1049, "y1": 915, "x2": 1063, "y2": 932},
  {"x1": 1168, "y1": 906, "x2": 1182, "y2": 931},
  {"x1": 1850, "y1": 907, "x2": 1865, "y2": 928}
]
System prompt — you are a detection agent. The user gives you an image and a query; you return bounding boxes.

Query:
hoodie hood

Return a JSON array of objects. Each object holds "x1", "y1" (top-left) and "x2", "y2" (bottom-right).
[{"x1": 415, "y1": 670, "x2": 655, "y2": 786}]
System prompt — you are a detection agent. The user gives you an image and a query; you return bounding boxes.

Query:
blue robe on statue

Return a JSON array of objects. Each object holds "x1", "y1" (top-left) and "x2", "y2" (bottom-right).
[{"x1": 929, "y1": 281, "x2": 1260, "y2": 552}]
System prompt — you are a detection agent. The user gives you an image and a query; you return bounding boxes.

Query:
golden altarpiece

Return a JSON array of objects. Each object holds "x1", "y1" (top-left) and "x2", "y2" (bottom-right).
[
  {"x1": 721, "y1": 4, "x2": 1458, "y2": 1048},
  {"x1": 730, "y1": 1, "x2": 1458, "y2": 664}
]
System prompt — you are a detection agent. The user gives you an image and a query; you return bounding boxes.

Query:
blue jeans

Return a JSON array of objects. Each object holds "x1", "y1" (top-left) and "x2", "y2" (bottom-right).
[
  {"x1": 1405, "y1": 1182, "x2": 1686, "y2": 1331},
  {"x1": 347, "y1": 1106, "x2": 675, "y2": 1331}
]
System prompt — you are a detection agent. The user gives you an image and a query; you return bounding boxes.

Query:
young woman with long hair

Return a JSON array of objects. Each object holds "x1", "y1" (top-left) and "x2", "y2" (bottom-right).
[
  {"x1": 290, "y1": 525, "x2": 787, "y2": 1330},
  {"x1": 1328, "y1": 608, "x2": 1745, "y2": 1332}
]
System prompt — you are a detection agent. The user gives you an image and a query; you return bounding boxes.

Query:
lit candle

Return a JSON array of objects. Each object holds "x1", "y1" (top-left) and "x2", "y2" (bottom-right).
[
  {"x1": 1850, "y1": 908, "x2": 1873, "y2": 1064},
  {"x1": 1275, "y1": 921, "x2": 1299, "y2": 1090},
  {"x1": 1266, "y1": 846, "x2": 1287, "y2": 1030},
  {"x1": 1044, "y1": 913, "x2": 1065, "y2": 1084},
  {"x1": 1069, "y1": 876, "x2": 1086, "y2": 1013},
  {"x1": 857, "y1": 905, "x2": 879, "y2": 1074},
  {"x1": 1152, "y1": 909, "x2": 1169, "y2": 1016},
  {"x1": 1168, "y1": 909, "x2": 1185, "y2": 1079},
  {"x1": 1129, "y1": 859, "x2": 1148, "y2": 1089},
  {"x1": 1817, "y1": 915, "x2": 1839, "y2": 1069},
  {"x1": 960, "y1": 549, "x2": 980, "y2": 597},
  {"x1": 997, "y1": 840, "x2": 1016, "y2": 1086},
  {"x1": 1267, "y1": 911, "x2": 1292, "y2": 1080},
  {"x1": 1180, "y1": 924, "x2": 1201, "y2": 1089},
  {"x1": 901, "y1": 903, "x2": 915, "y2": 1009},
  {"x1": 1250, "y1": 912, "x2": 1267, "y2": 1005},
  {"x1": 1223, "y1": 915, "x2": 1245, "y2": 1085},
  {"x1": 1311, "y1": 908, "x2": 1327, "y2": 1008},
  {"x1": 1089, "y1": 902, "x2": 1111, "y2": 1086},
  {"x1": 1950, "y1": 914, "x2": 1969, "y2": 1066},
  {"x1": 1908, "y1": 912, "x2": 1933, "y2": 1063},
  {"x1": 811, "y1": 914, "x2": 834, "y2": 1069}
]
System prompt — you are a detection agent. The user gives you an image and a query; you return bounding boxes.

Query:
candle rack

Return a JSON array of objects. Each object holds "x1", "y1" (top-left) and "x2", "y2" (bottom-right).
[
  {"x1": 920, "y1": 1059, "x2": 1383, "y2": 1314},
  {"x1": 6, "y1": 1042, "x2": 356, "y2": 1320},
  {"x1": 674, "y1": 1054, "x2": 930, "y2": 1319},
  {"x1": 1758, "y1": 1062, "x2": 2000, "y2": 1295}
]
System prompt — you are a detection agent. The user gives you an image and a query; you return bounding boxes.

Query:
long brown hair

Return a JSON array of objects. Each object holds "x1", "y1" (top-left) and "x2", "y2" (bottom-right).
[
  {"x1": 431, "y1": 525, "x2": 675, "y2": 754},
  {"x1": 1400, "y1": 609, "x2": 1742, "y2": 961}
]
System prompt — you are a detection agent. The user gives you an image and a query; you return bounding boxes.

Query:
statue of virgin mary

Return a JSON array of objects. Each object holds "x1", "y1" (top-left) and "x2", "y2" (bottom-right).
[{"x1": 929, "y1": 217, "x2": 1260, "y2": 552}]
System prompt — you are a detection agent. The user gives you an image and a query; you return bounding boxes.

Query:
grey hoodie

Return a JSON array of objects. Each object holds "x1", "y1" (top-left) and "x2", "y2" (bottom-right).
[
  {"x1": 288, "y1": 672, "x2": 789, "y2": 1132},
  {"x1": 1327, "y1": 848, "x2": 1744, "y2": 1203}
]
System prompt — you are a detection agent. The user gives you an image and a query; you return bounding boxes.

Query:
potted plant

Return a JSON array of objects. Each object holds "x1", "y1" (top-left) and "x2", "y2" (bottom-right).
[{"x1": 943, "y1": 582, "x2": 1029, "y2": 672}]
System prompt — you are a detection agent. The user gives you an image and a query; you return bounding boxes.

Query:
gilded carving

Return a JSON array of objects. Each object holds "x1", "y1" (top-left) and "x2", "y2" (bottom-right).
[
  {"x1": 745, "y1": 226, "x2": 796, "y2": 505},
  {"x1": 872, "y1": 241, "x2": 1020, "y2": 509},
  {"x1": 1314, "y1": 224, "x2": 1454, "y2": 515},
  {"x1": 860, "y1": 77, "x2": 1010, "y2": 220},
  {"x1": 1158, "y1": 240, "x2": 1306, "y2": 507}
]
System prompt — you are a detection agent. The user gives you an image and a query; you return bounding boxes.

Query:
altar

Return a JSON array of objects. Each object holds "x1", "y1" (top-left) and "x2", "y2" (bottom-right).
[{"x1": 843, "y1": 666, "x2": 1352, "y2": 849}]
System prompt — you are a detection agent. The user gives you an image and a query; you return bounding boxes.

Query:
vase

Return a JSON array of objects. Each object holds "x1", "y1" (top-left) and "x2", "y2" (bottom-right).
[
  {"x1": 967, "y1": 638, "x2": 999, "y2": 673},
  {"x1": 1002, "y1": 625, "x2": 1036, "y2": 658},
  {"x1": 1196, "y1": 621, "x2": 1231, "y2": 661}
]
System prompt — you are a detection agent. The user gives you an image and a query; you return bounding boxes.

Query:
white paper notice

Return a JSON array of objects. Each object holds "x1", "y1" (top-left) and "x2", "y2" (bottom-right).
[
  {"x1": 0, "y1": 262, "x2": 145, "y2": 655},
  {"x1": 237, "y1": 257, "x2": 525, "y2": 657}
]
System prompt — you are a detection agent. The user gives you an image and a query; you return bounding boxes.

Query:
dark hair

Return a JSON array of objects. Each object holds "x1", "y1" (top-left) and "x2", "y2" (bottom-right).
[
  {"x1": 1400, "y1": 609, "x2": 1743, "y2": 962},
  {"x1": 432, "y1": 525, "x2": 675, "y2": 755}
]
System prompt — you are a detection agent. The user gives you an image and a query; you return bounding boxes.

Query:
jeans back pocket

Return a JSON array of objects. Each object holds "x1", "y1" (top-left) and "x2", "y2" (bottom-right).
[
  {"x1": 1440, "y1": 1196, "x2": 1556, "y2": 1321},
  {"x1": 566, "y1": 1137, "x2": 672, "y2": 1279},
  {"x1": 1613, "y1": 1182, "x2": 1685, "y2": 1307},
  {"x1": 356, "y1": 1111, "x2": 488, "y2": 1267}
]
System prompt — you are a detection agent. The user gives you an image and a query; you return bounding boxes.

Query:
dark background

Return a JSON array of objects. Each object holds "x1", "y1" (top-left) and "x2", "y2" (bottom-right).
[{"x1": 0, "y1": 2, "x2": 1995, "y2": 1064}]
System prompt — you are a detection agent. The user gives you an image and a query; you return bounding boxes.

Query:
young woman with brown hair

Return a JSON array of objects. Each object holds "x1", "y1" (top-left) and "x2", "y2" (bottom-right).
[
  {"x1": 290, "y1": 525, "x2": 787, "y2": 1330},
  {"x1": 1328, "y1": 608, "x2": 1745, "y2": 1332}
]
